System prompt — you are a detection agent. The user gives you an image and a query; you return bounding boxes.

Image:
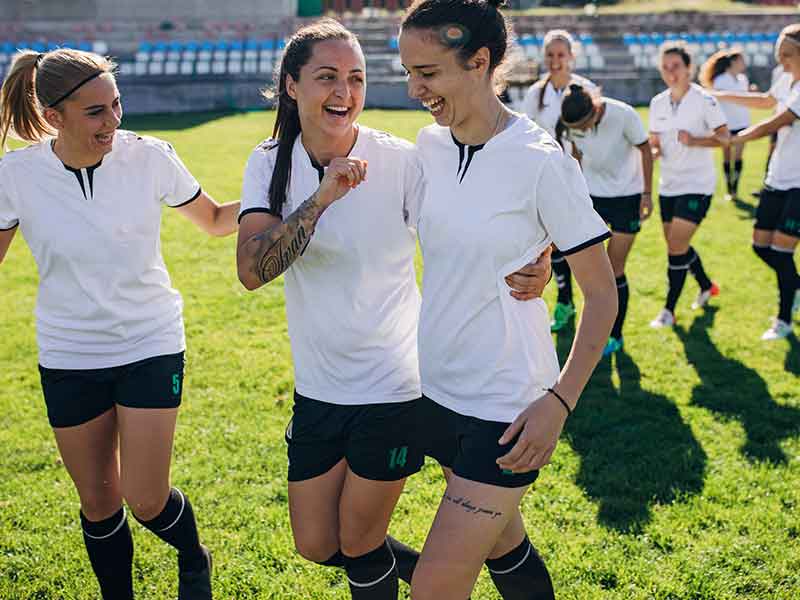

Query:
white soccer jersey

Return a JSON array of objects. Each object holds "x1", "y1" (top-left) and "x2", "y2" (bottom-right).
[
  {"x1": 567, "y1": 98, "x2": 647, "y2": 198},
  {"x1": 415, "y1": 116, "x2": 610, "y2": 423},
  {"x1": 713, "y1": 72, "x2": 751, "y2": 131},
  {"x1": 239, "y1": 126, "x2": 423, "y2": 406},
  {"x1": 520, "y1": 74, "x2": 596, "y2": 137},
  {"x1": 649, "y1": 83, "x2": 728, "y2": 196},
  {"x1": 766, "y1": 80, "x2": 800, "y2": 190},
  {"x1": 0, "y1": 130, "x2": 201, "y2": 369}
]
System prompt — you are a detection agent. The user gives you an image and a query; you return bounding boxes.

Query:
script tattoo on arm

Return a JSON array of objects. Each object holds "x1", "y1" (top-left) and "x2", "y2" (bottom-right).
[
  {"x1": 443, "y1": 493, "x2": 504, "y2": 519},
  {"x1": 244, "y1": 192, "x2": 327, "y2": 284}
]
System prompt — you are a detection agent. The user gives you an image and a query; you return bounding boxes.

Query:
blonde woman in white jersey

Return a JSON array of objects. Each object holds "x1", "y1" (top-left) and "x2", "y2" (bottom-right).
[
  {"x1": 648, "y1": 41, "x2": 730, "y2": 329},
  {"x1": 521, "y1": 29, "x2": 597, "y2": 334},
  {"x1": 710, "y1": 24, "x2": 800, "y2": 339},
  {"x1": 700, "y1": 49, "x2": 751, "y2": 202},
  {"x1": 401, "y1": 1, "x2": 617, "y2": 598},
  {"x1": 235, "y1": 19, "x2": 549, "y2": 600},
  {"x1": 555, "y1": 84, "x2": 654, "y2": 357},
  {"x1": 0, "y1": 49, "x2": 240, "y2": 599}
]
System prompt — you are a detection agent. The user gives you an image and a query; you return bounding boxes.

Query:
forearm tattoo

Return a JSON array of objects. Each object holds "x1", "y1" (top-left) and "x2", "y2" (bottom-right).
[
  {"x1": 246, "y1": 192, "x2": 326, "y2": 284},
  {"x1": 443, "y1": 493, "x2": 504, "y2": 519}
]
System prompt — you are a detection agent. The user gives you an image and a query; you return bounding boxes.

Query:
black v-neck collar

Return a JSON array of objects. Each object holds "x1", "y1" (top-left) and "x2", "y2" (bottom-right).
[{"x1": 451, "y1": 134, "x2": 485, "y2": 184}]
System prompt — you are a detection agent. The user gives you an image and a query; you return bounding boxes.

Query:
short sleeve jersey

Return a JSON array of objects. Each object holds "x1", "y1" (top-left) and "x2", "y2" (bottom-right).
[
  {"x1": 713, "y1": 72, "x2": 751, "y2": 131},
  {"x1": 414, "y1": 116, "x2": 610, "y2": 423},
  {"x1": 765, "y1": 77, "x2": 800, "y2": 190},
  {"x1": 521, "y1": 74, "x2": 597, "y2": 137},
  {"x1": 0, "y1": 130, "x2": 201, "y2": 369},
  {"x1": 239, "y1": 126, "x2": 423, "y2": 406},
  {"x1": 649, "y1": 83, "x2": 728, "y2": 196},
  {"x1": 567, "y1": 98, "x2": 647, "y2": 198}
]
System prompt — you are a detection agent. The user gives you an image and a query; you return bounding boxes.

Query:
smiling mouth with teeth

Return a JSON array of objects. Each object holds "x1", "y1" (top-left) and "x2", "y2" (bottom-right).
[
  {"x1": 422, "y1": 97, "x2": 445, "y2": 116},
  {"x1": 324, "y1": 105, "x2": 350, "y2": 116}
]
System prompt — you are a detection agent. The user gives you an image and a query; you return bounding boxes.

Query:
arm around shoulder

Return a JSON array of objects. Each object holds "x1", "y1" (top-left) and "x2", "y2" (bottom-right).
[
  {"x1": 176, "y1": 191, "x2": 240, "y2": 237},
  {"x1": 0, "y1": 225, "x2": 17, "y2": 264}
]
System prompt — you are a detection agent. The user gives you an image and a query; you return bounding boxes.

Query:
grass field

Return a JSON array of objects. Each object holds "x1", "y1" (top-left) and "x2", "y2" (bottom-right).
[{"x1": 1, "y1": 108, "x2": 798, "y2": 599}]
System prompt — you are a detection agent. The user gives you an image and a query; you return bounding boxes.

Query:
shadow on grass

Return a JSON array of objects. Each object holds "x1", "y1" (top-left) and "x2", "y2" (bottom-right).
[
  {"x1": 122, "y1": 110, "x2": 252, "y2": 132},
  {"x1": 786, "y1": 334, "x2": 800, "y2": 376},
  {"x1": 556, "y1": 328, "x2": 707, "y2": 533},
  {"x1": 675, "y1": 306, "x2": 800, "y2": 463},
  {"x1": 731, "y1": 194, "x2": 757, "y2": 219}
]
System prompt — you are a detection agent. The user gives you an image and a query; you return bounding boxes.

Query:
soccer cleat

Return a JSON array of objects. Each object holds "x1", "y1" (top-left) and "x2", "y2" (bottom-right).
[
  {"x1": 602, "y1": 336, "x2": 623, "y2": 357},
  {"x1": 761, "y1": 318, "x2": 792, "y2": 341},
  {"x1": 691, "y1": 282, "x2": 720, "y2": 310},
  {"x1": 723, "y1": 193, "x2": 733, "y2": 202},
  {"x1": 550, "y1": 302, "x2": 576, "y2": 332},
  {"x1": 649, "y1": 308, "x2": 675, "y2": 329},
  {"x1": 178, "y1": 545, "x2": 212, "y2": 600}
]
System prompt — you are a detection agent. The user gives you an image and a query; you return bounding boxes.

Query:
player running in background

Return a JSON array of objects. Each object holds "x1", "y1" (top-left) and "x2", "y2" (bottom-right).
[
  {"x1": 0, "y1": 49, "x2": 239, "y2": 600},
  {"x1": 236, "y1": 19, "x2": 550, "y2": 599},
  {"x1": 715, "y1": 24, "x2": 800, "y2": 340},
  {"x1": 700, "y1": 49, "x2": 751, "y2": 202},
  {"x1": 520, "y1": 28, "x2": 597, "y2": 333},
  {"x1": 648, "y1": 41, "x2": 730, "y2": 329},
  {"x1": 400, "y1": 1, "x2": 617, "y2": 598},
  {"x1": 555, "y1": 84, "x2": 654, "y2": 356}
]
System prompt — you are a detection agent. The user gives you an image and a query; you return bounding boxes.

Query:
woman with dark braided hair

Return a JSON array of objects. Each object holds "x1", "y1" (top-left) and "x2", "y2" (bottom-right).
[
  {"x1": 555, "y1": 84, "x2": 654, "y2": 356},
  {"x1": 236, "y1": 18, "x2": 550, "y2": 599},
  {"x1": 400, "y1": 1, "x2": 616, "y2": 598},
  {"x1": 700, "y1": 49, "x2": 751, "y2": 202},
  {"x1": 0, "y1": 48, "x2": 240, "y2": 599}
]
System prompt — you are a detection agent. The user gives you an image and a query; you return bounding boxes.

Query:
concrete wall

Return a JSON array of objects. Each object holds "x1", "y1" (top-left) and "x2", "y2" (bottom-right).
[{"x1": 2, "y1": 0, "x2": 297, "y2": 21}]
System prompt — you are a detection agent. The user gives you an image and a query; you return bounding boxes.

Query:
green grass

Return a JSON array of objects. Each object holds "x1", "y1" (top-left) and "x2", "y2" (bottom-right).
[{"x1": 1, "y1": 108, "x2": 799, "y2": 599}]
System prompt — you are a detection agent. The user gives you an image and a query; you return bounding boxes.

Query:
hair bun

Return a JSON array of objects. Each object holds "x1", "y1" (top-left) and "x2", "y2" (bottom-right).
[
  {"x1": 569, "y1": 83, "x2": 584, "y2": 93},
  {"x1": 488, "y1": 0, "x2": 507, "y2": 8}
]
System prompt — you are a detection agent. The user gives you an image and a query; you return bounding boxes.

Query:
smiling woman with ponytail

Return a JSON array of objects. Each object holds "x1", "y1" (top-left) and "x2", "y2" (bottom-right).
[{"x1": 0, "y1": 47, "x2": 241, "y2": 600}]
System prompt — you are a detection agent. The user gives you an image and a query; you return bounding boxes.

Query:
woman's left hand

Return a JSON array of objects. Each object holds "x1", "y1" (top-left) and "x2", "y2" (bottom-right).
[
  {"x1": 504, "y1": 246, "x2": 553, "y2": 301},
  {"x1": 640, "y1": 192, "x2": 653, "y2": 221},
  {"x1": 677, "y1": 130, "x2": 693, "y2": 146},
  {"x1": 496, "y1": 391, "x2": 568, "y2": 474}
]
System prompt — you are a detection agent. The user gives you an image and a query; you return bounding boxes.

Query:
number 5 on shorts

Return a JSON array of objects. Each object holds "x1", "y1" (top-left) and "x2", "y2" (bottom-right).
[{"x1": 172, "y1": 374, "x2": 181, "y2": 395}]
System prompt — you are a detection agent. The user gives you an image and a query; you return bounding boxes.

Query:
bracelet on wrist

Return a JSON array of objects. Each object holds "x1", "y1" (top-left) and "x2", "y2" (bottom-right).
[{"x1": 547, "y1": 387, "x2": 573, "y2": 417}]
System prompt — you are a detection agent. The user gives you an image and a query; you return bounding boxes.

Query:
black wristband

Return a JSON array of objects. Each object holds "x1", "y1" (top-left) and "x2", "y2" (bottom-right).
[{"x1": 547, "y1": 387, "x2": 572, "y2": 417}]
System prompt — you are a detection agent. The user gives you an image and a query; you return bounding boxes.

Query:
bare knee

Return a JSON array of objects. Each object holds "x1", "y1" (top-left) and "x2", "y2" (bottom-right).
[
  {"x1": 410, "y1": 570, "x2": 442, "y2": 600},
  {"x1": 79, "y1": 488, "x2": 123, "y2": 522},
  {"x1": 124, "y1": 489, "x2": 170, "y2": 522},
  {"x1": 294, "y1": 531, "x2": 340, "y2": 564}
]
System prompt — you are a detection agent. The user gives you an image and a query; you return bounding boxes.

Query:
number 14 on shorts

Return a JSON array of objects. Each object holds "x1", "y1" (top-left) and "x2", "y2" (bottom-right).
[{"x1": 388, "y1": 446, "x2": 408, "y2": 469}]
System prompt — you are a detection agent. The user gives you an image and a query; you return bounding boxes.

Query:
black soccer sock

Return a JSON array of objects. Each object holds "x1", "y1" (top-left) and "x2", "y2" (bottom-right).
[
  {"x1": 344, "y1": 540, "x2": 398, "y2": 599},
  {"x1": 316, "y1": 549, "x2": 345, "y2": 568},
  {"x1": 732, "y1": 159, "x2": 743, "y2": 196},
  {"x1": 771, "y1": 246, "x2": 798, "y2": 323},
  {"x1": 81, "y1": 507, "x2": 134, "y2": 600},
  {"x1": 552, "y1": 251, "x2": 573, "y2": 306},
  {"x1": 666, "y1": 252, "x2": 691, "y2": 313},
  {"x1": 386, "y1": 536, "x2": 418, "y2": 585},
  {"x1": 723, "y1": 160, "x2": 733, "y2": 195},
  {"x1": 753, "y1": 243, "x2": 776, "y2": 268},
  {"x1": 136, "y1": 488, "x2": 205, "y2": 572},
  {"x1": 611, "y1": 274, "x2": 629, "y2": 340},
  {"x1": 486, "y1": 536, "x2": 555, "y2": 600},
  {"x1": 688, "y1": 247, "x2": 713, "y2": 292}
]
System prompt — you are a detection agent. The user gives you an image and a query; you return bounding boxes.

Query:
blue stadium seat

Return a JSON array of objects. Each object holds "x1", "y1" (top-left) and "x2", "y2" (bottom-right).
[{"x1": 78, "y1": 41, "x2": 92, "y2": 51}]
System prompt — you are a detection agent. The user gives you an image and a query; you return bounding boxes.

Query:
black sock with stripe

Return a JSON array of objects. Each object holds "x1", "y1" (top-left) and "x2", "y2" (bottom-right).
[
  {"x1": 552, "y1": 251, "x2": 573, "y2": 306},
  {"x1": 611, "y1": 274, "x2": 629, "y2": 340},
  {"x1": 666, "y1": 252, "x2": 691, "y2": 313},
  {"x1": 344, "y1": 540, "x2": 398, "y2": 599},
  {"x1": 135, "y1": 488, "x2": 205, "y2": 572},
  {"x1": 486, "y1": 536, "x2": 554, "y2": 600},
  {"x1": 81, "y1": 507, "x2": 134, "y2": 600},
  {"x1": 688, "y1": 247, "x2": 713, "y2": 292}
]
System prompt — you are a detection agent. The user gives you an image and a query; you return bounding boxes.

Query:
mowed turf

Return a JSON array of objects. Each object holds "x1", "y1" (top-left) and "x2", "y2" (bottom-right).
[{"x1": 1, "y1": 108, "x2": 798, "y2": 600}]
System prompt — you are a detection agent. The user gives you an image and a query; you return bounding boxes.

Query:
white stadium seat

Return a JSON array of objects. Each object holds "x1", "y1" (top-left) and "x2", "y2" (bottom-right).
[
  {"x1": 212, "y1": 60, "x2": 227, "y2": 74},
  {"x1": 180, "y1": 61, "x2": 194, "y2": 75},
  {"x1": 134, "y1": 62, "x2": 148, "y2": 76},
  {"x1": 148, "y1": 61, "x2": 164, "y2": 75},
  {"x1": 228, "y1": 60, "x2": 242, "y2": 74},
  {"x1": 135, "y1": 51, "x2": 150, "y2": 62},
  {"x1": 196, "y1": 60, "x2": 211, "y2": 75},
  {"x1": 243, "y1": 59, "x2": 258, "y2": 74},
  {"x1": 259, "y1": 59, "x2": 273, "y2": 74},
  {"x1": 119, "y1": 62, "x2": 135, "y2": 76},
  {"x1": 164, "y1": 61, "x2": 179, "y2": 75},
  {"x1": 92, "y1": 41, "x2": 109, "y2": 54}
]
